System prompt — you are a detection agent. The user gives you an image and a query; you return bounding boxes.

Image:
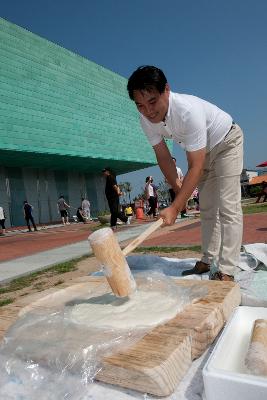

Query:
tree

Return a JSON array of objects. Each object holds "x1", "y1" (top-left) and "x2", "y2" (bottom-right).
[
  {"x1": 156, "y1": 180, "x2": 169, "y2": 203},
  {"x1": 118, "y1": 181, "x2": 133, "y2": 204},
  {"x1": 123, "y1": 182, "x2": 133, "y2": 204}
]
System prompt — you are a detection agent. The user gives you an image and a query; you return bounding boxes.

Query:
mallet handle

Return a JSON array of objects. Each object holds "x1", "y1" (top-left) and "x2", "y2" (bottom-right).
[{"x1": 122, "y1": 218, "x2": 163, "y2": 256}]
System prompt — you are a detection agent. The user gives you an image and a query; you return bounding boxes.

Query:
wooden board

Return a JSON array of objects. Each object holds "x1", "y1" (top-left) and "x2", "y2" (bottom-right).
[{"x1": 20, "y1": 277, "x2": 241, "y2": 397}]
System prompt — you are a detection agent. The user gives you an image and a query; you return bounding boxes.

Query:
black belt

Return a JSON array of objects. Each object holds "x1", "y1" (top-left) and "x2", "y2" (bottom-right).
[
  {"x1": 229, "y1": 121, "x2": 236, "y2": 132},
  {"x1": 224, "y1": 122, "x2": 236, "y2": 139}
]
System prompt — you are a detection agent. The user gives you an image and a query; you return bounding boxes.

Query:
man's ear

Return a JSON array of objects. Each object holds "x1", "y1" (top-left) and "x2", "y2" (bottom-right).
[{"x1": 165, "y1": 83, "x2": 170, "y2": 94}]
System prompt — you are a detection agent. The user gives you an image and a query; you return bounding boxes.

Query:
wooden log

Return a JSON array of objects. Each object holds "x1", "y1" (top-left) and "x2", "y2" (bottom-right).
[
  {"x1": 245, "y1": 319, "x2": 267, "y2": 376},
  {"x1": 18, "y1": 278, "x2": 241, "y2": 397}
]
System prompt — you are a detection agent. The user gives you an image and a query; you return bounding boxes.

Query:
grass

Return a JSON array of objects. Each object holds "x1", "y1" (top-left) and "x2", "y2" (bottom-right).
[
  {"x1": 0, "y1": 298, "x2": 14, "y2": 307},
  {"x1": 133, "y1": 245, "x2": 202, "y2": 253},
  {"x1": 32, "y1": 282, "x2": 46, "y2": 290},
  {"x1": 242, "y1": 203, "x2": 267, "y2": 214},
  {"x1": 90, "y1": 223, "x2": 109, "y2": 232},
  {"x1": 0, "y1": 255, "x2": 87, "y2": 295}
]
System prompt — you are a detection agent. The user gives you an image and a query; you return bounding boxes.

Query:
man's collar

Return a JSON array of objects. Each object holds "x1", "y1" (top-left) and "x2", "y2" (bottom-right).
[{"x1": 164, "y1": 91, "x2": 173, "y2": 122}]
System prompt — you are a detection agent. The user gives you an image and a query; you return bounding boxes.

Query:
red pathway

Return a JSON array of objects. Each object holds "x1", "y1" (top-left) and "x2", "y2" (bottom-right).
[
  {"x1": 0, "y1": 224, "x2": 93, "y2": 263},
  {"x1": 0, "y1": 213, "x2": 266, "y2": 263},
  {"x1": 143, "y1": 213, "x2": 267, "y2": 247}
]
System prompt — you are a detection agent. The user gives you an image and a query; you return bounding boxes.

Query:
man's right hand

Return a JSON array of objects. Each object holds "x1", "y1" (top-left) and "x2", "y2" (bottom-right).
[{"x1": 160, "y1": 204, "x2": 179, "y2": 226}]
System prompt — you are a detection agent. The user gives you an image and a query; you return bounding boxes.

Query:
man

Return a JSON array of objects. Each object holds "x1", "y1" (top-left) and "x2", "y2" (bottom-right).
[
  {"x1": 102, "y1": 167, "x2": 128, "y2": 230},
  {"x1": 145, "y1": 176, "x2": 157, "y2": 218},
  {"x1": 166, "y1": 157, "x2": 187, "y2": 218},
  {"x1": 255, "y1": 181, "x2": 267, "y2": 203},
  {"x1": 0, "y1": 205, "x2": 6, "y2": 235},
  {"x1": 23, "y1": 200, "x2": 38, "y2": 232},
  {"x1": 76, "y1": 207, "x2": 87, "y2": 223},
  {"x1": 57, "y1": 195, "x2": 70, "y2": 225},
  {"x1": 127, "y1": 66, "x2": 243, "y2": 281}
]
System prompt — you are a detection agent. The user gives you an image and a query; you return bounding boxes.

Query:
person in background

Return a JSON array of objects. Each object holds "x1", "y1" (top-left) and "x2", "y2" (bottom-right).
[
  {"x1": 125, "y1": 204, "x2": 133, "y2": 224},
  {"x1": 76, "y1": 207, "x2": 87, "y2": 223},
  {"x1": 166, "y1": 157, "x2": 187, "y2": 217},
  {"x1": 255, "y1": 181, "x2": 267, "y2": 203},
  {"x1": 0, "y1": 205, "x2": 6, "y2": 235},
  {"x1": 81, "y1": 197, "x2": 91, "y2": 220},
  {"x1": 57, "y1": 195, "x2": 70, "y2": 225},
  {"x1": 23, "y1": 200, "x2": 37, "y2": 232},
  {"x1": 192, "y1": 187, "x2": 200, "y2": 210},
  {"x1": 102, "y1": 167, "x2": 128, "y2": 230},
  {"x1": 145, "y1": 176, "x2": 157, "y2": 218},
  {"x1": 127, "y1": 65, "x2": 243, "y2": 281}
]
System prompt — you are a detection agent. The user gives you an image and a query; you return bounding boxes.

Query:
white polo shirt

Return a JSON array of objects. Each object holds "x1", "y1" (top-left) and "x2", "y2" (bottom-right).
[{"x1": 140, "y1": 92, "x2": 233, "y2": 152}]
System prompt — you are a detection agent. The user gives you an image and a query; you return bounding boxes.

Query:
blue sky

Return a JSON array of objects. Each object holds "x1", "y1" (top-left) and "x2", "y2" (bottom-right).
[{"x1": 1, "y1": 0, "x2": 266, "y2": 198}]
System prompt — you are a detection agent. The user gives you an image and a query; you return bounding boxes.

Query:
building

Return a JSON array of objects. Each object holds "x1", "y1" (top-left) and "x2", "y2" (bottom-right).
[
  {"x1": 240, "y1": 169, "x2": 258, "y2": 198},
  {"x1": 0, "y1": 18, "x2": 163, "y2": 227},
  {"x1": 249, "y1": 174, "x2": 267, "y2": 186}
]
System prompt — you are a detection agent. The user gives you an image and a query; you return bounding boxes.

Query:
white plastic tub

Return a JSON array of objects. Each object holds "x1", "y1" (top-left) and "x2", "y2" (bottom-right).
[{"x1": 203, "y1": 306, "x2": 267, "y2": 400}]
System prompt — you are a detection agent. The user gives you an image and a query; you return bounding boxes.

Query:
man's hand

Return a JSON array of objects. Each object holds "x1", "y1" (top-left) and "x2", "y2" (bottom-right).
[{"x1": 160, "y1": 204, "x2": 179, "y2": 226}]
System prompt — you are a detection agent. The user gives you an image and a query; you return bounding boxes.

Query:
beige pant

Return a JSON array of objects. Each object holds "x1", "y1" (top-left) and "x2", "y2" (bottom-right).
[{"x1": 198, "y1": 124, "x2": 243, "y2": 276}]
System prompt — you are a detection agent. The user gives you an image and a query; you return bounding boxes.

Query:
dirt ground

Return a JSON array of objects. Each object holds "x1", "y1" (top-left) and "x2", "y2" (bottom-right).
[{"x1": 0, "y1": 249, "x2": 202, "y2": 304}]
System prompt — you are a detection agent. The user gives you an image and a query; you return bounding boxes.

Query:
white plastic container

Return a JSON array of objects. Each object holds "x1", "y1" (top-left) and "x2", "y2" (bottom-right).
[{"x1": 203, "y1": 306, "x2": 267, "y2": 400}]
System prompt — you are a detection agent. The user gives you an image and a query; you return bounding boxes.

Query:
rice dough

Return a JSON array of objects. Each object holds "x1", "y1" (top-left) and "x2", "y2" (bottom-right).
[{"x1": 69, "y1": 289, "x2": 182, "y2": 330}]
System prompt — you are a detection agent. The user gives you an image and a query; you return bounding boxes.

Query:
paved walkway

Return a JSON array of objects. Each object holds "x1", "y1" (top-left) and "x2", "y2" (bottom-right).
[
  {"x1": 142, "y1": 213, "x2": 267, "y2": 247},
  {"x1": 0, "y1": 213, "x2": 266, "y2": 284},
  {"x1": 0, "y1": 220, "x2": 156, "y2": 283}
]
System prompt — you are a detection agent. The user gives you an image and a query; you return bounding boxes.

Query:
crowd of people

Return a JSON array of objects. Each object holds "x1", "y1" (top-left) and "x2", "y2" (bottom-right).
[
  {"x1": 101, "y1": 164, "x2": 200, "y2": 231},
  {"x1": 0, "y1": 195, "x2": 92, "y2": 236},
  {"x1": 0, "y1": 165, "x2": 202, "y2": 236},
  {"x1": 57, "y1": 195, "x2": 92, "y2": 225}
]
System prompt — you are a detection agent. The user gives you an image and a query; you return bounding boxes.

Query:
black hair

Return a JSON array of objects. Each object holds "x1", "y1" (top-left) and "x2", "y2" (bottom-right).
[
  {"x1": 127, "y1": 66, "x2": 168, "y2": 100},
  {"x1": 172, "y1": 157, "x2": 176, "y2": 162},
  {"x1": 103, "y1": 167, "x2": 115, "y2": 177}
]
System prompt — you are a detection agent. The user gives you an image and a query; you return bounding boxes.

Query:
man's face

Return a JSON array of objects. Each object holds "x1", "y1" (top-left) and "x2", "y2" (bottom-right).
[{"x1": 133, "y1": 85, "x2": 170, "y2": 123}]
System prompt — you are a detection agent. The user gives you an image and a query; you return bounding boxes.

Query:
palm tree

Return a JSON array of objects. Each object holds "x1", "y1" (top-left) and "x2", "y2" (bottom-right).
[
  {"x1": 123, "y1": 182, "x2": 133, "y2": 204},
  {"x1": 156, "y1": 180, "x2": 170, "y2": 204},
  {"x1": 118, "y1": 183, "x2": 126, "y2": 204}
]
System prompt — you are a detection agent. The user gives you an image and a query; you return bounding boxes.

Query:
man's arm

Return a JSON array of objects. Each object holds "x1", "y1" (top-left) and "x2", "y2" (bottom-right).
[
  {"x1": 114, "y1": 184, "x2": 122, "y2": 196},
  {"x1": 154, "y1": 141, "x2": 206, "y2": 225}
]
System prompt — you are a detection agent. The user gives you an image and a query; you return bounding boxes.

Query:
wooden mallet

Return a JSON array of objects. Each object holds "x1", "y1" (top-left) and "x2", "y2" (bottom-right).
[{"x1": 88, "y1": 218, "x2": 163, "y2": 297}]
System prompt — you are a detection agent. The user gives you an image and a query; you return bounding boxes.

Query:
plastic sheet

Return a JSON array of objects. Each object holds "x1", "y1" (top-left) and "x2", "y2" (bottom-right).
[{"x1": 0, "y1": 272, "x2": 207, "y2": 399}]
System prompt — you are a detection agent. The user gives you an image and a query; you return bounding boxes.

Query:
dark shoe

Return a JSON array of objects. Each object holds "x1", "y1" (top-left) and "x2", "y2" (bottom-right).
[
  {"x1": 210, "y1": 271, "x2": 234, "y2": 282},
  {"x1": 182, "y1": 261, "x2": 210, "y2": 276},
  {"x1": 181, "y1": 213, "x2": 188, "y2": 218}
]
